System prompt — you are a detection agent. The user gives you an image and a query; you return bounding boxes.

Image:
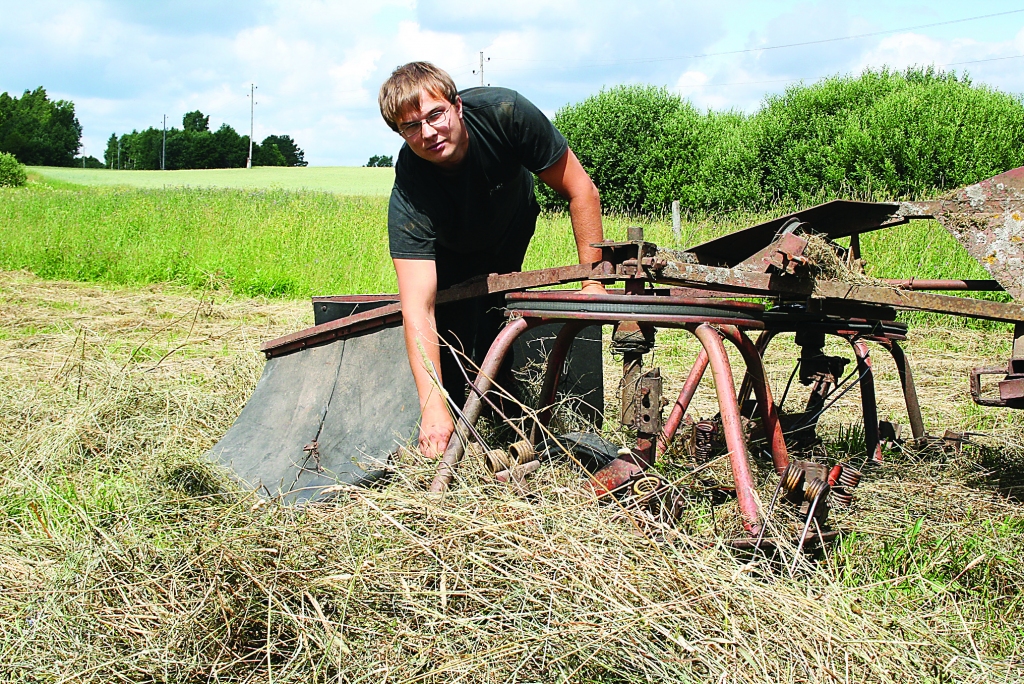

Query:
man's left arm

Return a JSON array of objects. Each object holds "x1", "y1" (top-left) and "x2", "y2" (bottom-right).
[{"x1": 537, "y1": 148, "x2": 606, "y2": 294}]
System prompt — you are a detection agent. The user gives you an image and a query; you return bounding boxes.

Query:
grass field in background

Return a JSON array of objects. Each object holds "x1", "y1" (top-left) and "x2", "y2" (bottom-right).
[
  {"x1": 28, "y1": 165, "x2": 395, "y2": 195},
  {"x1": 0, "y1": 181, "x2": 996, "y2": 304}
]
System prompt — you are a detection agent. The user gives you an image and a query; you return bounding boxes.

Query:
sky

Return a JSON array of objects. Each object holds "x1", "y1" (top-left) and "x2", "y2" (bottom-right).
[{"x1": 4, "y1": 0, "x2": 1024, "y2": 166}]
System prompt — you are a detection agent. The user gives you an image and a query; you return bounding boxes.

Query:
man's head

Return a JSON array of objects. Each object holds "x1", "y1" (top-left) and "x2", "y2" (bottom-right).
[{"x1": 379, "y1": 62, "x2": 468, "y2": 168}]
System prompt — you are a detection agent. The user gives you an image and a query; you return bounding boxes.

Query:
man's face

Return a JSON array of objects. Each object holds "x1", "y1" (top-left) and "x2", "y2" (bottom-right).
[{"x1": 396, "y1": 89, "x2": 468, "y2": 168}]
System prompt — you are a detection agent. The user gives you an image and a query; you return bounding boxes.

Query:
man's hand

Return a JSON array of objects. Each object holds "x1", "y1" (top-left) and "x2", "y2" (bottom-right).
[
  {"x1": 419, "y1": 399, "x2": 454, "y2": 458},
  {"x1": 580, "y1": 279, "x2": 607, "y2": 295}
]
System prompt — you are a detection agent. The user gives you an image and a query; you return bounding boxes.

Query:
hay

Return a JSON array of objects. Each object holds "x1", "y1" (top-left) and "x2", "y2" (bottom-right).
[
  {"x1": 1, "y1": 271, "x2": 1022, "y2": 683},
  {"x1": 801, "y1": 233, "x2": 890, "y2": 288}
]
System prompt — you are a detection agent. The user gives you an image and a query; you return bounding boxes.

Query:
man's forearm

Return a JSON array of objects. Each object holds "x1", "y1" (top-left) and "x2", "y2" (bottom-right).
[
  {"x1": 402, "y1": 308, "x2": 445, "y2": 412},
  {"x1": 569, "y1": 186, "x2": 604, "y2": 266}
]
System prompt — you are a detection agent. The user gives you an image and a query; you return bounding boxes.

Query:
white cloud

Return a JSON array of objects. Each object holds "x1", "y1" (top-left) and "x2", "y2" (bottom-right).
[{"x1": 5, "y1": 0, "x2": 1024, "y2": 163}]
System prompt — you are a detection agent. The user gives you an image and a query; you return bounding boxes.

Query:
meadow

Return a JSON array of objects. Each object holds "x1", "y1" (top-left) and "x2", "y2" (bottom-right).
[
  {"x1": 0, "y1": 271, "x2": 1020, "y2": 682},
  {"x1": 1, "y1": 169, "x2": 1021, "y2": 681},
  {"x1": 0, "y1": 174, "x2": 996, "y2": 302},
  {"x1": 27, "y1": 165, "x2": 395, "y2": 194}
]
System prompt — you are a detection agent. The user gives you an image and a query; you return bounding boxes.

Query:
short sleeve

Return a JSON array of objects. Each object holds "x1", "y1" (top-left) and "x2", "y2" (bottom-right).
[
  {"x1": 387, "y1": 185, "x2": 436, "y2": 260},
  {"x1": 512, "y1": 92, "x2": 568, "y2": 174}
]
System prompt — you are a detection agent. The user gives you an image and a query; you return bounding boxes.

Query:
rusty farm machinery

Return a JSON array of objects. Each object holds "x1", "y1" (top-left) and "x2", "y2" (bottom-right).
[{"x1": 209, "y1": 166, "x2": 1024, "y2": 552}]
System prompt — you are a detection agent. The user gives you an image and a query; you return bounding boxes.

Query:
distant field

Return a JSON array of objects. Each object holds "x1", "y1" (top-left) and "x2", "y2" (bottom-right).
[{"x1": 27, "y1": 165, "x2": 395, "y2": 195}]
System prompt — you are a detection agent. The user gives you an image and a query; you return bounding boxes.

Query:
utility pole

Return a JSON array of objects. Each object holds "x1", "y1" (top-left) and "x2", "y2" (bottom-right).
[
  {"x1": 247, "y1": 83, "x2": 257, "y2": 169},
  {"x1": 473, "y1": 51, "x2": 490, "y2": 86},
  {"x1": 161, "y1": 114, "x2": 167, "y2": 171}
]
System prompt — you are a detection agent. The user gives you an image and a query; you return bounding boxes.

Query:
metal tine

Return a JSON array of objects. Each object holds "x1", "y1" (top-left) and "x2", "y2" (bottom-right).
[{"x1": 789, "y1": 479, "x2": 829, "y2": 576}]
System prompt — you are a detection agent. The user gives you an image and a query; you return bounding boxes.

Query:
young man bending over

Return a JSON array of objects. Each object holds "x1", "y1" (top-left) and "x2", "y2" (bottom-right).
[{"x1": 378, "y1": 62, "x2": 604, "y2": 458}]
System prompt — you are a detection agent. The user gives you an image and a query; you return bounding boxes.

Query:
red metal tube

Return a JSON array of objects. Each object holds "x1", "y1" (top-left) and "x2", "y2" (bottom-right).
[
  {"x1": 719, "y1": 325, "x2": 789, "y2": 475},
  {"x1": 691, "y1": 323, "x2": 761, "y2": 534},
  {"x1": 430, "y1": 316, "x2": 533, "y2": 493},
  {"x1": 657, "y1": 348, "x2": 708, "y2": 457},
  {"x1": 737, "y1": 330, "x2": 779, "y2": 418},
  {"x1": 534, "y1": 320, "x2": 589, "y2": 432},
  {"x1": 880, "y1": 278, "x2": 1003, "y2": 291}
]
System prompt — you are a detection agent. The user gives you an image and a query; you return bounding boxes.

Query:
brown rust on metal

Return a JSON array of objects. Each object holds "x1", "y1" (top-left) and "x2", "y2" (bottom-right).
[
  {"x1": 900, "y1": 166, "x2": 1024, "y2": 301},
  {"x1": 811, "y1": 280, "x2": 1024, "y2": 324}
]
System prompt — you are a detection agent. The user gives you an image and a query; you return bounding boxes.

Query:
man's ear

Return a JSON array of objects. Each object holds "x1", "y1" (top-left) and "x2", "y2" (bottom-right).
[{"x1": 454, "y1": 96, "x2": 463, "y2": 118}]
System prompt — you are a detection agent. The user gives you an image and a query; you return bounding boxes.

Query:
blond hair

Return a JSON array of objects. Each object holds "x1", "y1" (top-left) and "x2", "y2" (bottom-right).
[{"x1": 378, "y1": 62, "x2": 458, "y2": 132}]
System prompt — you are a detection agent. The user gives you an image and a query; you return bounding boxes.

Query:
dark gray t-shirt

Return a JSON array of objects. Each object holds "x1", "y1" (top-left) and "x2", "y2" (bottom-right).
[{"x1": 387, "y1": 87, "x2": 568, "y2": 260}]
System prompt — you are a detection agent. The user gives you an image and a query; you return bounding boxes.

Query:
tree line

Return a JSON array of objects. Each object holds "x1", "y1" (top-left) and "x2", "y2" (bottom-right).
[
  {"x1": 105, "y1": 110, "x2": 306, "y2": 170},
  {"x1": 541, "y1": 67, "x2": 1024, "y2": 214},
  {"x1": 0, "y1": 87, "x2": 82, "y2": 166}
]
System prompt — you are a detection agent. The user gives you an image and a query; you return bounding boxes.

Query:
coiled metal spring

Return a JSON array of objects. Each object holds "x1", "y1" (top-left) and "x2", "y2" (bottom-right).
[
  {"x1": 838, "y1": 466, "x2": 862, "y2": 489},
  {"x1": 830, "y1": 463, "x2": 862, "y2": 507},
  {"x1": 804, "y1": 476, "x2": 830, "y2": 503},
  {"x1": 509, "y1": 440, "x2": 536, "y2": 465},
  {"x1": 693, "y1": 420, "x2": 717, "y2": 460},
  {"x1": 780, "y1": 462, "x2": 806, "y2": 495}
]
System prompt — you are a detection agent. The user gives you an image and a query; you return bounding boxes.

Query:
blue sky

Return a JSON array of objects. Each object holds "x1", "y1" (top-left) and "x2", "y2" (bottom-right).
[{"x1": 3, "y1": 0, "x2": 1024, "y2": 165}]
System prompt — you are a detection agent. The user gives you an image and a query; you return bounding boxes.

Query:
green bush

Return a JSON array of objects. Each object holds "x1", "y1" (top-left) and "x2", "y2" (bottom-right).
[
  {"x1": 751, "y1": 67, "x2": 1024, "y2": 201},
  {"x1": 0, "y1": 151, "x2": 27, "y2": 187},
  {"x1": 546, "y1": 68, "x2": 1024, "y2": 213},
  {"x1": 541, "y1": 85, "x2": 693, "y2": 212}
]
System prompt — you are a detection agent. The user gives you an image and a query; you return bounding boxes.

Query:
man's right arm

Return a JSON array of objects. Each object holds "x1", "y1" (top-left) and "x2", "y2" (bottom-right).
[{"x1": 394, "y1": 258, "x2": 454, "y2": 458}]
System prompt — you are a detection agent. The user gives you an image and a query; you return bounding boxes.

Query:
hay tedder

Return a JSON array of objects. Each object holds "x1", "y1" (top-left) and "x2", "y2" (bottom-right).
[{"x1": 209, "y1": 167, "x2": 1024, "y2": 550}]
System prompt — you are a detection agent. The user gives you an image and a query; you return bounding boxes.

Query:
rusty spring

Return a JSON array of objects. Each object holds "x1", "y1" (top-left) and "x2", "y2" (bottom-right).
[
  {"x1": 804, "y1": 476, "x2": 830, "y2": 503},
  {"x1": 831, "y1": 464, "x2": 862, "y2": 508},
  {"x1": 780, "y1": 462, "x2": 806, "y2": 495},
  {"x1": 693, "y1": 420, "x2": 717, "y2": 460}
]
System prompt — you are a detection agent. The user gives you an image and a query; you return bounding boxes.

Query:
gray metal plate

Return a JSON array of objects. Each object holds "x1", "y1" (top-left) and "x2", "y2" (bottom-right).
[{"x1": 208, "y1": 324, "x2": 418, "y2": 503}]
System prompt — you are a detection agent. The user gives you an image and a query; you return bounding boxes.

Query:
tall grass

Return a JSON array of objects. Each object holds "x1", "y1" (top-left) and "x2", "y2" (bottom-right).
[{"x1": 0, "y1": 183, "x2": 999, "y2": 303}]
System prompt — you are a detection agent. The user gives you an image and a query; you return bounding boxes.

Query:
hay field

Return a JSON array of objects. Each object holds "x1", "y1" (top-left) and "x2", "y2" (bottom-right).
[
  {"x1": 27, "y1": 165, "x2": 396, "y2": 195},
  {"x1": 0, "y1": 271, "x2": 1021, "y2": 682}
]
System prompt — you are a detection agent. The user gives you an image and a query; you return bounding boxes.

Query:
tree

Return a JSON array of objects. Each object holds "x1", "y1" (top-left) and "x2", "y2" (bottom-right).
[
  {"x1": 104, "y1": 134, "x2": 119, "y2": 168},
  {"x1": 211, "y1": 124, "x2": 248, "y2": 168},
  {"x1": 261, "y1": 134, "x2": 306, "y2": 166},
  {"x1": 253, "y1": 142, "x2": 287, "y2": 166},
  {"x1": 182, "y1": 110, "x2": 210, "y2": 133},
  {"x1": 366, "y1": 154, "x2": 393, "y2": 167},
  {"x1": 0, "y1": 87, "x2": 82, "y2": 166},
  {"x1": 73, "y1": 155, "x2": 104, "y2": 168}
]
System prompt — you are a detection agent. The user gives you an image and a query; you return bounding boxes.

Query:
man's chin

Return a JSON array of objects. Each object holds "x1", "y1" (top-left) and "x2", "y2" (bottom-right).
[{"x1": 424, "y1": 142, "x2": 447, "y2": 159}]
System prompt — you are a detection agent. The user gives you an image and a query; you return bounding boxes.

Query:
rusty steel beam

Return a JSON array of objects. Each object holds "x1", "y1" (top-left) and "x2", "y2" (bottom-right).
[
  {"x1": 811, "y1": 281, "x2": 1024, "y2": 324},
  {"x1": 261, "y1": 263, "x2": 598, "y2": 357},
  {"x1": 900, "y1": 166, "x2": 1024, "y2": 301}
]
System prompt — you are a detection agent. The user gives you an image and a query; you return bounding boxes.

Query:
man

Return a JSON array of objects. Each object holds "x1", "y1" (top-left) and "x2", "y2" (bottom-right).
[{"x1": 378, "y1": 61, "x2": 604, "y2": 458}]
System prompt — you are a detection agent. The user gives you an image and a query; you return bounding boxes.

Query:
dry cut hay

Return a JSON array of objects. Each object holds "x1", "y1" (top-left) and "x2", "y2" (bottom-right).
[{"x1": 0, "y1": 271, "x2": 1022, "y2": 683}]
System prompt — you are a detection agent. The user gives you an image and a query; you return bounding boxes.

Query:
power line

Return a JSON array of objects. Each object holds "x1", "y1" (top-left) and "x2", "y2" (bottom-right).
[{"x1": 497, "y1": 7, "x2": 1024, "y2": 70}]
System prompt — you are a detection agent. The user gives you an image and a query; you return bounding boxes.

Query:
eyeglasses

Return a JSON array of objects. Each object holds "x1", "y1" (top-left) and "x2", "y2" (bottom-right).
[{"x1": 397, "y1": 105, "x2": 452, "y2": 140}]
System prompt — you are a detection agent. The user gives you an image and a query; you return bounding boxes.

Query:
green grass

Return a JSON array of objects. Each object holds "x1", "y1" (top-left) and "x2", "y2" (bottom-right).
[
  {"x1": 28, "y1": 165, "x2": 395, "y2": 195},
  {"x1": 0, "y1": 182, "x2": 1001, "y2": 304}
]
